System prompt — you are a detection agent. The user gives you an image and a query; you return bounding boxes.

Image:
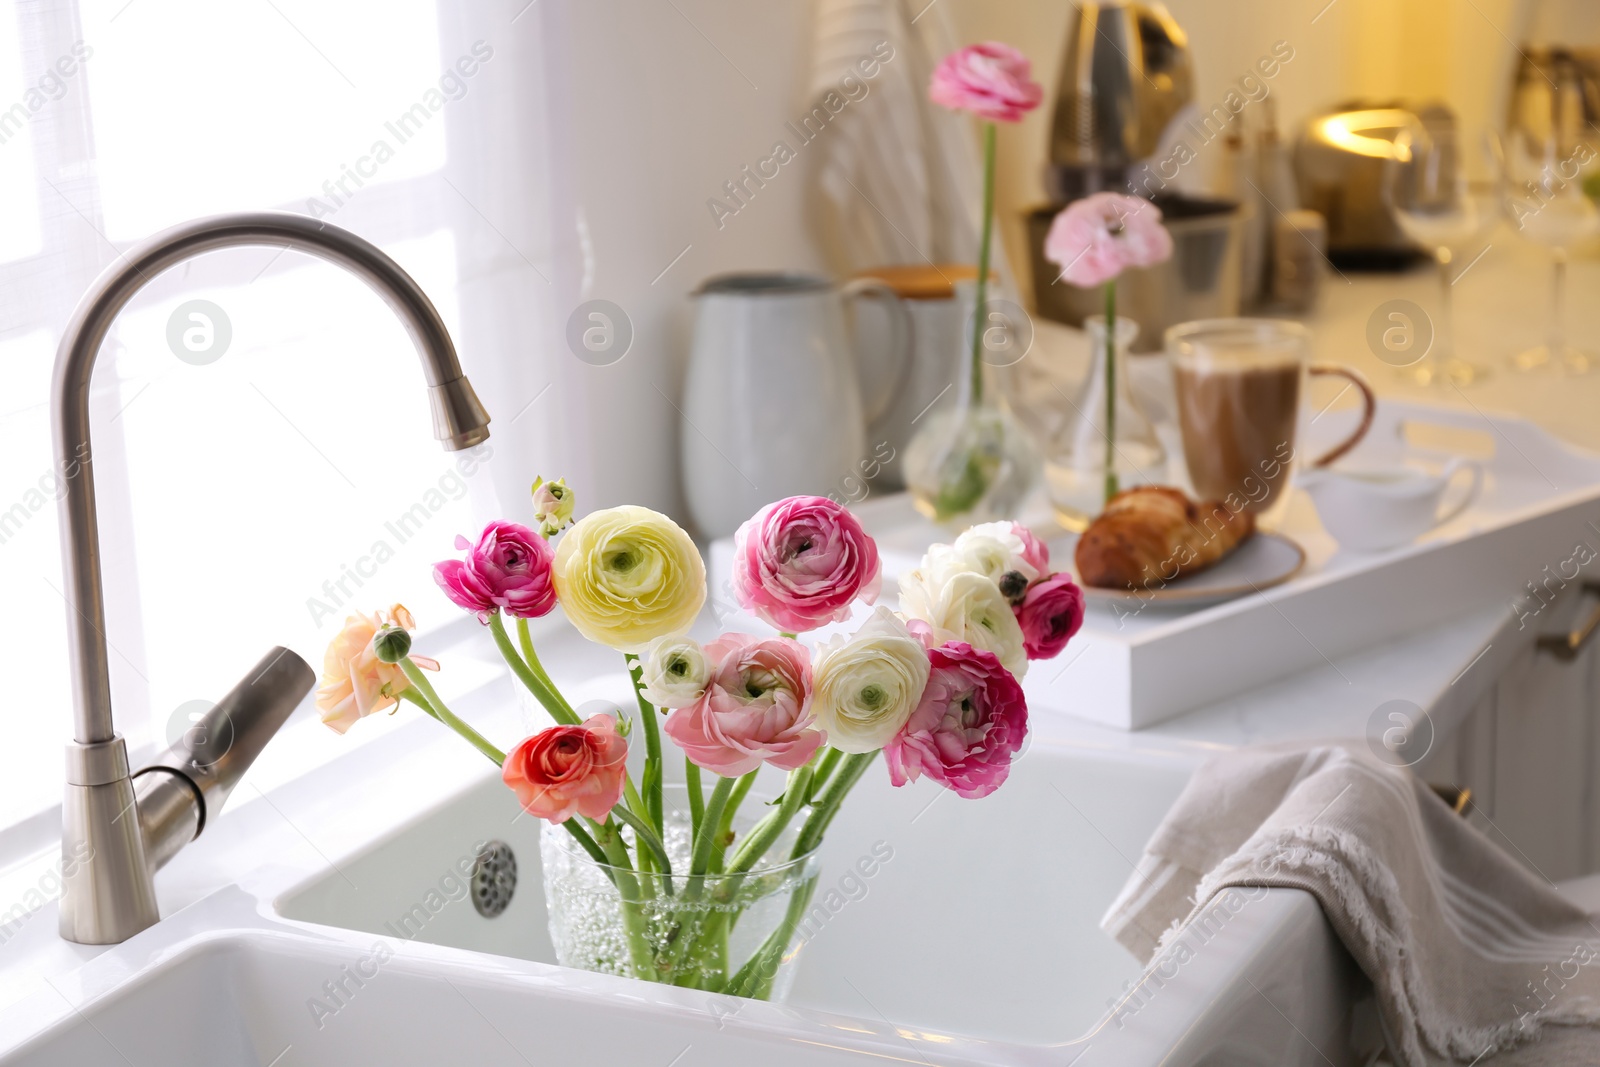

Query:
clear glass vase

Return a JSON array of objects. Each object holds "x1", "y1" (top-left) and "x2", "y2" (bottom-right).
[
  {"x1": 540, "y1": 786, "x2": 821, "y2": 1001},
  {"x1": 1043, "y1": 315, "x2": 1166, "y2": 530},
  {"x1": 903, "y1": 281, "x2": 1039, "y2": 526}
]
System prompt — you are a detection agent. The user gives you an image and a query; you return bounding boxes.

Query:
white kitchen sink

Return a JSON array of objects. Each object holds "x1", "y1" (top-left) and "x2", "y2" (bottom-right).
[
  {"x1": 0, "y1": 717, "x2": 1375, "y2": 1066},
  {"x1": 278, "y1": 742, "x2": 1186, "y2": 1046},
  {"x1": 269, "y1": 740, "x2": 1371, "y2": 1064},
  {"x1": 2, "y1": 930, "x2": 892, "y2": 1067}
]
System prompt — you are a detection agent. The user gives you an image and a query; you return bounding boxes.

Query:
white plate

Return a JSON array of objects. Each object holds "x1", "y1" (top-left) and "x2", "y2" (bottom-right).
[{"x1": 1077, "y1": 531, "x2": 1307, "y2": 609}]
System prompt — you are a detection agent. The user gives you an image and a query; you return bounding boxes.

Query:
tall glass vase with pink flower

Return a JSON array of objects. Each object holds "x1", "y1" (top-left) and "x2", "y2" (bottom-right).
[
  {"x1": 904, "y1": 43, "x2": 1043, "y2": 526},
  {"x1": 1041, "y1": 193, "x2": 1173, "y2": 529}
]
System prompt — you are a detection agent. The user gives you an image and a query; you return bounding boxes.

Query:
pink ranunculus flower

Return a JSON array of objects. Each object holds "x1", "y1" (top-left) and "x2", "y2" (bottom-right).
[
  {"x1": 1044, "y1": 192, "x2": 1175, "y2": 288},
  {"x1": 731, "y1": 496, "x2": 882, "y2": 634},
  {"x1": 1011, "y1": 522, "x2": 1051, "y2": 576},
  {"x1": 1016, "y1": 572, "x2": 1085, "y2": 660},
  {"x1": 502, "y1": 713, "x2": 628, "y2": 824},
  {"x1": 662, "y1": 633, "x2": 823, "y2": 777},
  {"x1": 928, "y1": 42, "x2": 1044, "y2": 123},
  {"x1": 885, "y1": 641, "x2": 1028, "y2": 799},
  {"x1": 434, "y1": 521, "x2": 557, "y2": 622}
]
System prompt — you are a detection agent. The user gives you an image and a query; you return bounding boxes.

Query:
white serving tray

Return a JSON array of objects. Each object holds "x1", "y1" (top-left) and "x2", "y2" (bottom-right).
[{"x1": 711, "y1": 400, "x2": 1600, "y2": 730}]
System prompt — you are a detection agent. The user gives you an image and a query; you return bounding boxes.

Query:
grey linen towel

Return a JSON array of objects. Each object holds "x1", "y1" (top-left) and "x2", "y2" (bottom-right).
[{"x1": 1101, "y1": 741, "x2": 1600, "y2": 1066}]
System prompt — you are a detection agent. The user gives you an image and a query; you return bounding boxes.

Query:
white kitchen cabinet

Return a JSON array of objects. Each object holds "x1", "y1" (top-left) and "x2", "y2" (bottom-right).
[{"x1": 1419, "y1": 582, "x2": 1600, "y2": 883}]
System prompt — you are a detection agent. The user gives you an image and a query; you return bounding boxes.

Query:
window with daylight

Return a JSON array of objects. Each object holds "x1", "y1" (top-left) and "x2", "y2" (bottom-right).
[{"x1": 0, "y1": 0, "x2": 553, "y2": 836}]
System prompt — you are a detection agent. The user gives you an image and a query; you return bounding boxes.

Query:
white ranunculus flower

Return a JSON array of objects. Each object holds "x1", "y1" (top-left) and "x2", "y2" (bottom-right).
[
  {"x1": 949, "y1": 522, "x2": 1043, "y2": 584},
  {"x1": 898, "y1": 569, "x2": 1028, "y2": 679},
  {"x1": 639, "y1": 635, "x2": 710, "y2": 708},
  {"x1": 811, "y1": 607, "x2": 931, "y2": 753}
]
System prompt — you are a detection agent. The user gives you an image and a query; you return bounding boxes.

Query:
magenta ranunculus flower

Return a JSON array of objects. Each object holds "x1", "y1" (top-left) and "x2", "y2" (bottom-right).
[
  {"x1": 1044, "y1": 191, "x2": 1175, "y2": 289},
  {"x1": 731, "y1": 496, "x2": 882, "y2": 634},
  {"x1": 1015, "y1": 572, "x2": 1085, "y2": 660},
  {"x1": 433, "y1": 521, "x2": 557, "y2": 622},
  {"x1": 885, "y1": 641, "x2": 1028, "y2": 799},
  {"x1": 662, "y1": 633, "x2": 823, "y2": 777},
  {"x1": 928, "y1": 42, "x2": 1044, "y2": 124}
]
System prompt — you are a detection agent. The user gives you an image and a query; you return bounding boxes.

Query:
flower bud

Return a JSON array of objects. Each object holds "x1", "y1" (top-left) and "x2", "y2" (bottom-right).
[
  {"x1": 531, "y1": 476, "x2": 576, "y2": 537},
  {"x1": 372, "y1": 625, "x2": 412, "y2": 664}
]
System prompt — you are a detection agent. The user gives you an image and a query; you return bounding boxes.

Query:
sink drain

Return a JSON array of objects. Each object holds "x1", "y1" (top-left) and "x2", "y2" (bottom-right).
[{"x1": 471, "y1": 841, "x2": 517, "y2": 918}]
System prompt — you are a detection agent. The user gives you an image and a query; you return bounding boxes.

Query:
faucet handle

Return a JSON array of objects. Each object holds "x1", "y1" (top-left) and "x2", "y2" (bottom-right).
[{"x1": 134, "y1": 646, "x2": 313, "y2": 870}]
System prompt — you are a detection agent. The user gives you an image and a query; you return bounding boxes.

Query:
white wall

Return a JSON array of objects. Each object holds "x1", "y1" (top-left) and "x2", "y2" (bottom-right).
[
  {"x1": 536, "y1": 0, "x2": 831, "y2": 523},
  {"x1": 529, "y1": 0, "x2": 1538, "y2": 529}
]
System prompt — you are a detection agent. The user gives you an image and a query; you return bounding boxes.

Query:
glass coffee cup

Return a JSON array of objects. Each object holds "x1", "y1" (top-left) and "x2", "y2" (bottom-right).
[{"x1": 1166, "y1": 319, "x2": 1374, "y2": 526}]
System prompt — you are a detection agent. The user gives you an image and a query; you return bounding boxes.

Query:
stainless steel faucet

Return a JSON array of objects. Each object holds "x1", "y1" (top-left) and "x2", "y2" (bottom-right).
[{"x1": 54, "y1": 212, "x2": 492, "y2": 944}]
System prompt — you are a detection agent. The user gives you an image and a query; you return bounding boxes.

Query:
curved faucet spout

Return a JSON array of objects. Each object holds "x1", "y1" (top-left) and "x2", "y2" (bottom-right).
[
  {"x1": 52, "y1": 212, "x2": 492, "y2": 944},
  {"x1": 53, "y1": 211, "x2": 490, "y2": 748}
]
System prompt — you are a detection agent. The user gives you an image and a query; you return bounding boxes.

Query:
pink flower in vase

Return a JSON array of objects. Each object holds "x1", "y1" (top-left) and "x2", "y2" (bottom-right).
[
  {"x1": 928, "y1": 42, "x2": 1044, "y2": 123},
  {"x1": 434, "y1": 521, "x2": 557, "y2": 621},
  {"x1": 731, "y1": 496, "x2": 882, "y2": 633},
  {"x1": 885, "y1": 641, "x2": 1028, "y2": 799},
  {"x1": 1044, "y1": 192, "x2": 1174, "y2": 288},
  {"x1": 502, "y1": 713, "x2": 629, "y2": 823},
  {"x1": 662, "y1": 633, "x2": 824, "y2": 777},
  {"x1": 1015, "y1": 572, "x2": 1085, "y2": 660}
]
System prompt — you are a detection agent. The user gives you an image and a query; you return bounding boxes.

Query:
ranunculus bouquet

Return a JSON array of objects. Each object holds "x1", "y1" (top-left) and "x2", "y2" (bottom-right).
[{"x1": 316, "y1": 484, "x2": 1083, "y2": 1000}]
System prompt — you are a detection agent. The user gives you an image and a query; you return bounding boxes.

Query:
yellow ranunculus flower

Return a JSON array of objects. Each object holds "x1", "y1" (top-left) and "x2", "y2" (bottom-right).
[{"x1": 553, "y1": 505, "x2": 707, "y2": 651}]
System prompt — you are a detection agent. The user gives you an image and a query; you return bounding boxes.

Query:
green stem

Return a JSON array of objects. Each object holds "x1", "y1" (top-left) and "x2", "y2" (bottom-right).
[
  {"x1": 559, "y1": 818, "x2": 614, "y2": 878},
  {"x1": 488, "y1": 613, "x2": 579, "y2": 726},
  {"x1": 593, "y1": 820, "x2": 656, "y2": 980},
  {"x1": 718, "y1": 770, "x2": 759, "y2": 845},
  {"x1": 624, "y1": 654, "x2": 665, "y2": 833},
  {"x1": 397, "y1": 687, "x2": 442, "y2": 723},
  {"x1": 398, "y1": 660, "x2": 506, "y2": 765},
  {"x1": 660, "y1": 773, "x2": 738, "y2": 983},
  {"x1": 692, "y1": 776, "x2": 737, "y2": 883},
  {"x1": 721, "y1": 873, "x2": 818, "y2": 999},
  {"x1": 686, "y1": 759, "x2": 705, "y2": 836},
  {"x1": 1103, "y1": 280, "x2": 1119, "y2": 504},
  {"x1": 517, "y1": 617, "x2": 578, "y2": 721},
  {"x1": 971, "y1": 121, "x2": 997, "y2": 406},
  {"x1": 723, "y1": 765, "x2": 812, "y2": 878},
  {"x1": 807, "y1": 747, "x2": 843, "y2": 803},
  {"x1": 708, "y1": 768, "x2": 758, "y2": 875},
  {"x1": 623, "y1": 777, "x2": 651, "y2": 824},
  {"x1": 693, "y1": 765, "x2": 815, "y2": 995},
  {"x1": 793, "y1": 751, "x2": 876, "y2": 859},
  {"x1": 610, "y1": 804, "x2": 674, "y2": 887}
]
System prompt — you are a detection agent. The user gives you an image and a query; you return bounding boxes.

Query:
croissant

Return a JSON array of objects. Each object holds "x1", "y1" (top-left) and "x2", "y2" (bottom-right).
[{"x1": 1074, "y1": 486, "x2": 1255, "y2": 590}]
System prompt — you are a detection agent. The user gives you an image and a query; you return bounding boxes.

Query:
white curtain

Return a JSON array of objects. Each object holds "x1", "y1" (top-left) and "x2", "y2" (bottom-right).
[{"x1": 0, "y1": 0, "x2": 562, "y2": 830}]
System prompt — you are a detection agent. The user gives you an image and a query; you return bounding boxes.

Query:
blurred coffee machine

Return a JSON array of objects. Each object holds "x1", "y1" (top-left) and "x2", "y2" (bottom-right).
[
  {"x1": 1030, "y1": 2, "x2": 1248, "y2": 349},
  {"x1": 1044, "y1": 1, "x2": 1193, "y2": 201}
]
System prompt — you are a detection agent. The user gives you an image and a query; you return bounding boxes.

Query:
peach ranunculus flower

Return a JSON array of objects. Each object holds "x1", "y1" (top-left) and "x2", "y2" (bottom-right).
[{"x1": 316, "y1": 604, "x2": 439, "y2": 734}]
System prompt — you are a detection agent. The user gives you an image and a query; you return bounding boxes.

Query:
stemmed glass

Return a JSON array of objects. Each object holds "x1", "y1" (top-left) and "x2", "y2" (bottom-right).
[
  {"x1": 1383, "y1": 123, "x2": 1498, "y2": 387},
  {"x1": 1500, "y1": 125, "x2": 1600, "y2": 373}
]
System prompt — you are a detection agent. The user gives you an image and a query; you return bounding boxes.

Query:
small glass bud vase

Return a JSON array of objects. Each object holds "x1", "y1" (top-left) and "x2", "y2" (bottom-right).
[
  {"x1": 1043, "y1": 315, "x2": 1165, "y2": 531},
  {"x1": 904, "y1": 281, "x2": 1039, "y2": 526}
]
